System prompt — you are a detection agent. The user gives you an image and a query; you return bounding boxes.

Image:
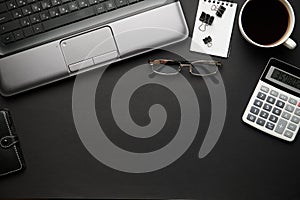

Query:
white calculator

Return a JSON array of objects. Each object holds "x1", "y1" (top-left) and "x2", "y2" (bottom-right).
[{"x1": 242, "y1": 58, "x2": 300, "y2": 142}]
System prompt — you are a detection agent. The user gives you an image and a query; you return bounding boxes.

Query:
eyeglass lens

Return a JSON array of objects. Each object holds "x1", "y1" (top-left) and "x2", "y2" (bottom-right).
[
  {"x1": 152, "y1": 61, "x2": 179, "y2": 75},
  {"x1": 190, "y1": 61, "x2": 218, "y2": 76}
]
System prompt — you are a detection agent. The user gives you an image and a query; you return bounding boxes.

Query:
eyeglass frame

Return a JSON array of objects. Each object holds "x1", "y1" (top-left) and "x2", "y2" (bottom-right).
[{"x1": 148, "y1": 59, "x2": 222, "y2": 77}]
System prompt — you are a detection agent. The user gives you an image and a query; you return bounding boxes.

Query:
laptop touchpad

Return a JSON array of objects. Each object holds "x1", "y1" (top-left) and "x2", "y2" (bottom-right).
[{"x1": 60, "y1": 27, "x2": 118, "y2": 72}]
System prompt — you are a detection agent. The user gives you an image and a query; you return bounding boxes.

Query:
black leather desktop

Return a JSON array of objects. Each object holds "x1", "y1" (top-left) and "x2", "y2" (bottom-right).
[{"x1": 0, "y1": 0, "x2": 300, "y2": 199}]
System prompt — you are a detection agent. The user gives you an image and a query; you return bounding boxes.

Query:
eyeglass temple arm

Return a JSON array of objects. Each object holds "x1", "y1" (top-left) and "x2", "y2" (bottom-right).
[
  {"x1": 149, "y1": 59, "x2": 222, "y2": 67},
  {"x1": 148, "y1": 59, "x2": 180, "y2": 65}
]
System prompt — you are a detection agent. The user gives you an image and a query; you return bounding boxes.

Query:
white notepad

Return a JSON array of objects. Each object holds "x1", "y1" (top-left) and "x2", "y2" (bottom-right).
[{"x1": 190, "y1": 0, "x2": 237, "y2": 58}]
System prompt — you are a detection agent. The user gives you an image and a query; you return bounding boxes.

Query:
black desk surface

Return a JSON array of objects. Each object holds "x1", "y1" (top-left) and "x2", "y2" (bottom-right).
[{"x1": 1, "y1": 0, "x2": 300, "y2": 199}]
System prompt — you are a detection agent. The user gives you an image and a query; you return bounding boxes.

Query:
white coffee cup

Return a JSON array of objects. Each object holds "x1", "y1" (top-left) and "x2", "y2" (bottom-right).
[{"x1": 239, "y1": 0, "x2": 297, "y2": 50}]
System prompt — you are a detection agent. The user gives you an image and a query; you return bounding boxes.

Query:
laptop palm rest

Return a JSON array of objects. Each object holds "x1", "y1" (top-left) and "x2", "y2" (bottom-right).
[{"x1": 60, "y1": 27, "x2": 119, "y2": 72}]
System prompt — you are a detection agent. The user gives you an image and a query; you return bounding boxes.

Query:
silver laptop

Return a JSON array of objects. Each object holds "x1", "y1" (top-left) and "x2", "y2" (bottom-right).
[{"x1": 0, "y1": 0, "x2": 188, "y2": 96}]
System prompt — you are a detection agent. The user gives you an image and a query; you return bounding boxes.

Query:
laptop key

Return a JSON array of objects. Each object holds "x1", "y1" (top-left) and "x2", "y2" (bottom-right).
[
  {"x1": 88, "y1": 0, "x2": 98, "y2": 5},
  {"x1": 23, "y1": 26, "x2": 33, "y2": 37},
  {"x1": 68, "y1": 2, "x2": 79, "y2": 11},
  {"x1": 115, "y1": 0, "x2": 128, "y2": 7},
  {"x1": 49, "y1": 7, "x2": 60, "y2": 18},
  {"x1": 128, "y1": 0, "x2": 138, "y2": 4},
  {"x1": 104, "y1": 0, "x2": 116, "y2": 10},
  {"x1": 13, "y1": 29, "x2": 24, "y2": 40},
  {"x1": 0, "y1": 13, "x2": 12, "y2": 24},
  {"x1": 40, "y1": 11, "x2": 50, "y2": 21},
  {"x1": 32, "y1": 23, "x2": 43, "y2": 33},
  {"x1": 6, "y1": 0, "x2": 18, "y2": 10},
  {"x1": 16, "y1": 0, "x2": 26, "y2": 6},
  {"x1": 26, "y1": 0, "x2": 36, "y2": 4},
  {"x1": 0, "y1": 32, "x2": 15, "y2": 44},
  {"x1": 58, "y1": 4, "x2": 70, "y2": 15},
  {"x1": 41, "y1": 0, "x2": 51, "y2": 10},
  {"x1": 29, "y1": 13, "x2": 41, "y2": 24},
  {"x1": 43, "y1": 6, "x2": 96, "y2": 31},
  {"x1": 20, "y1": 16, "x2": 31, "y2": 26},
  {"x1": 11, "y1": 8, "x2": 23, "y2": 19},
  {"x1": 0, "y1": 20, "x2": 20, "y2": 34},
  {"x1": 31, "y1": 2, "x2": 42, "y2": 13},
  {"x1": 0, "y1": 3, "x2": 7, "y2": 14},
  {"x1": 21, "y1": 6, "x2": 32, "y2": 16},
  {"x1": 77, "y1": 0, "x2": 88, "y2": 8},
  {"x1": 51, "y1": 0, "x2": 62, "y2": 6},
  {"x1": 62, "y1": 0, "x2": 71, "y2": 3},
  {"x1": 95, "y1": 3, "x2": 106, "y2": 14}
]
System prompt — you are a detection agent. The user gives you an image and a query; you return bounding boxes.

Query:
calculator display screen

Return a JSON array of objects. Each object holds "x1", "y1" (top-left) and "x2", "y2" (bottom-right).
[{"x1": 266, "y1": 66, "x2": 300, "y2": 94}]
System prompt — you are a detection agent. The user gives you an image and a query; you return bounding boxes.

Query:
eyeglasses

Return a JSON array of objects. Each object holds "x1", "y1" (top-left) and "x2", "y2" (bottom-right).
[{"x1": 148, "y1": 59, "x2": 222, "y2": 77}]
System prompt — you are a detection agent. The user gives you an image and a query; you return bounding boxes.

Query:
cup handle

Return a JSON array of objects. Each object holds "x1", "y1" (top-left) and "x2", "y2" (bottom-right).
[{"x1": 283, "y1": 38, "x2": 297, "y2": 50}]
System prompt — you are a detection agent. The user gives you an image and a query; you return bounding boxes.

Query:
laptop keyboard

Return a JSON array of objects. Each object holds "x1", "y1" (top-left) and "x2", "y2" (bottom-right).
[{"x1": 0, "y1": 0, "x2": 143, "y2": 45}]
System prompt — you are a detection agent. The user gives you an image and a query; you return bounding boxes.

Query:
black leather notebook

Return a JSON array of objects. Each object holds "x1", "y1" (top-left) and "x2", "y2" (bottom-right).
[{"x1": 0, "y1": 109, "x2": 26, "y2": 177}]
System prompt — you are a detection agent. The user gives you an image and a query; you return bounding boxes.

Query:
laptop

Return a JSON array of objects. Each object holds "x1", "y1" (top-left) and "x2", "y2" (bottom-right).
[{"x1": 0, "y1": 0, "x2": 188, "y2": 96}]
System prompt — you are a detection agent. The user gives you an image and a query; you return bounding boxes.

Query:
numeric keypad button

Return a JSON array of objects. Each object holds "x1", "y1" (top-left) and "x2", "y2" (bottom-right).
[
  {"x1": 254, "y1": 100, "x2": 263, "y2": 108},
  {"x1": 257, "y1": 92, "x2": 266, "y2": 100},
  {"x1": 259, "y1": 111, "x2": 269, "y2": 119},
  {"x1": 272, "y1": 107, "x2": 282, "y2": 116},
  {"x1": 291, "y1": 116, "x2": 300, "y2": 124},
  {"x1": 247, "y1": 114, "x2": 256, "y2": 122},
  {"x1": 269, "y1": 115, "x2": 278, "y2": 123},
  {"x1": 250, "y1": 107, "x2": 259, "y2": 115},
  {"x1": 295, "y1": 108, "x2": 300, "y2": 117},
  {"x1": 270, "y1": 90, "x2": 279, "y2": 97},
  {"x1": 282, "y1": 112, "x2": 291, "y2": 120},
  {"x1": 284, "y1": 130, "x2": 294, "y2": 139},
  {"x1": 287, "y1": 123, "x2": 297, "y2": 131},
  {"x1": 256, "y1": 118, "x2": 266, "y2": 126},
  {"x1": 289, "y1": 98, "x2": 297, "y2": 105},
  {"x1": 261, "y1": 86, "x2": 269, "y2": 93},
  {"x1": 276, "y1": 100, "x2": 285, "y2": 108},
  {"x1": 275, "y1": 119, "x2": 288, "y2": 134},
  {"x1": 285, "y1": 104, "x2": 295, "y2": 113},
  {"x1": 267, "y1": 96, "x2": 276, "y2": 104},
  {"x1": 279, "y1": 94, "x2": 288, "y2": 101},
  {"x1": 263, "y1": 103, "x2": 272, "y2": 112},
  {"x1": 266, "y1": 122, "x2": 275, "y2": 130}
]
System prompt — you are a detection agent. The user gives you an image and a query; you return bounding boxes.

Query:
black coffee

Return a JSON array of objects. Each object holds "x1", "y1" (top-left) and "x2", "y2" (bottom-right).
[{"x1": 241, "y1": 0, "x2": 289, "y2": 45}]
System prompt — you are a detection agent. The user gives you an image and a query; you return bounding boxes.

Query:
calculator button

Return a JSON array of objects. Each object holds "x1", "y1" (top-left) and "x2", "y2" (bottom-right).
[
  {"x1": 269, "y1": 115, "x2": 278, "y2": 123},
  {"x1": 247, "y1": 114, "x2": 256, "y2": 122},
  {"x1": 259, "y1": 111, "x2": 269, "y2": 119},
  {"x1": 285, "y1": 104, "x2": 295, "y2": 113},
  {"x1": 254, "y1": 100, "x2": 263, "y2": 108},
  {"x1": 295, "y1": 108, "x2": 300, "y2": 117},
  {"x1": 291, "y1": 116, "x2": 300, "y2": 124},
  {"x1": 250, "y1": 106, "x2": 260, "y2": 115},
  {"x1": 266, "y1": 122, "x2": 275, "y2": 130},
  {"x1": 282, "y1": 112, "x2": 291, "y2": 120},
  {"x1": 275, "y1": 100, "x2": 285, "y2": 108},
  {"x1": 275, "y1": 119, "x2": 287, "y2": 134},
  {"x1": 270, "y1": 90, "x2": 279, "y2": 97},
  {"x1": 289, "y1": 98, "x2": 297, "y2": 105},
  {"x1": 287, "y1": 123, "x2": 297, "y2": 131},
  {"x1": 256, "y1": 118, "x2": 266, "y2": 126},
  {"x1": 263, "y1": 103, "x2": 272, "y2": 112},
  {"x1": 279, "y1": 94, "x2": 288, "y2": 101},
  {"x1": 261, "y1": 86, "x2": 269, "y2": 93},
  {"x1": 257, "y1": 92, "x2": 266, "y2": 100},
  {"x1": 284, "y1": 130, "x2": 294, "y2": 139},
  {"x1": 272, "y1": 108, "x2": 282, "y2": 116},
  {"x1": 267, "y1": 96, "x2": 276, "y2": 104}
]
